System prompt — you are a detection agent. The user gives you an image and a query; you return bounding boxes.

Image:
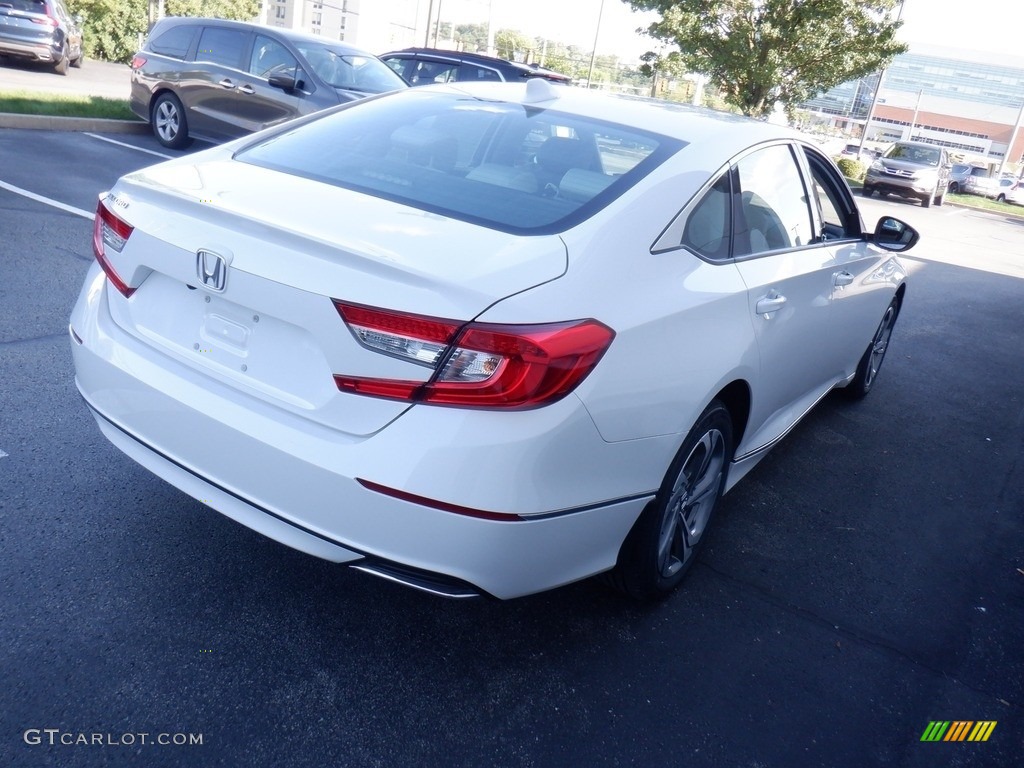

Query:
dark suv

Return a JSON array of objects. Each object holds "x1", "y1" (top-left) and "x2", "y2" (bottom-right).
[
  {"x1": 130, "y1": 17, "x2": 406, "y2": 149},
  {"x1": 0, "y1": 0, "x2": 83, "y2": 75},
  {"x1": 381, "y1": 48, "x2": 572, "y2": 87}
]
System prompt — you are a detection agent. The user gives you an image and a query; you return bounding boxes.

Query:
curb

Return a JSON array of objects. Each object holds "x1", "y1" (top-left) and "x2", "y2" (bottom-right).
[{"x1": 0, "y1": 112, "x2": 148, "y2": 134}]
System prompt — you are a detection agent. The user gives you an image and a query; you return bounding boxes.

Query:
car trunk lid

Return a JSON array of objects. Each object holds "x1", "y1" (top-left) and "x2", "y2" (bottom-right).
[{"x1": 98, "y1": 152, "x2": 567, "y2": 436}]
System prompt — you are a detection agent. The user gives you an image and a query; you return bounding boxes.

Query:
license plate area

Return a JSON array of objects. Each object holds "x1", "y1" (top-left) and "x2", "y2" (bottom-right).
[{"x1": 121, "y1": 274, "x2": 332, "y2": 409}]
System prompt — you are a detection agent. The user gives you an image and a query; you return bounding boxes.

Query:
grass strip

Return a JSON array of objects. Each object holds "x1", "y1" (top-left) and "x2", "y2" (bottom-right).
[{"x1": 0, "y1": 89, "x2": 137, "y2": 121}]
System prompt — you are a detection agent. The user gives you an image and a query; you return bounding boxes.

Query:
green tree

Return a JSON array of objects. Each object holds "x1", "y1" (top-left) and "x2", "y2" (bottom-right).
[
  {"x1": 70, "y1": 0, "x2": 259, "y2": 63},
  {"x1": 165, "y1": 0, "x2": 259, "y2": 19},
  {"x1": 454, "y1": 22, "x2": 489, "y2": 52},
  {"x1": 71, "y1": 0, "x2": 147, "y2": 63},
  {"x1": 494, "y1": 29, "x2": 534, "y2": 62},
  {"x1": 626, "y1": 0, "x2": 907, "y2": 118}
]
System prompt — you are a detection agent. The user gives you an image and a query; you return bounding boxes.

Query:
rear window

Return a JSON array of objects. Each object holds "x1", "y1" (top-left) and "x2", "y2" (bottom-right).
[
  {"x1": 235, "y1": 90, "x2": 679, "y2": 234},
  {"x1": 148, "y1": 25, "x2": 196, "y2": 59},
  {"x1": 3, "y1": 0, "x2": 47, "y2": 12}
]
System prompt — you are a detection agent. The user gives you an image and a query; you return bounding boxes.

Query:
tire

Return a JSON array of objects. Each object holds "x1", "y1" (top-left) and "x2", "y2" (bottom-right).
[
  {"x1": 71, "y1": 51, "x2": 84, "y2": 69},
  {"x1": 608, "y1": 400, "x2": 733, "y2": 601},
  {"x1": 845, "y1": 296, "x2": 900, "y2": 400},
  {"x1": 996, "y1": 194, "x2": 1006, "y2": 203},
  {"x1": 53, "y1": 45, "x2": 69, "y2": 76},
  {"x1": 934, "y1": 189, "x2": 945, "y2": 207},
  {"x1": 921, "y1": 194, "x2": 931, "y2": 208},
  {"x1": 949, "y1": 182, "x2": 960, "y2": 194},
  {"x1": 861, "y1": 185, "x2": 874, "y2": 197},
  {"x1": 151, "y1": 93, "x2": 192, "y2": 149}
]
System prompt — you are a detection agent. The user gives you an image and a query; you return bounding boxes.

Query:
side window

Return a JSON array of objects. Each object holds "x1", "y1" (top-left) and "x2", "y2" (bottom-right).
[
  {"x1": 195, "y1": 27, "x2": 248, "y2": 69},
  {"x1": 461, "y1": 65, "x2": 501, "y2": 82},
  {"x1": 148, "y1": 25, "x2": 196, "y2": 60},
  {"x1": 383, "y1": 58, "x2": 409, "y2": 79},
  {"x1": 681, "y1": 172, "x2": 732, "y2": 260},
  {"x1": 412, "y1": 60, "x2": 459, "y2": 84},
  {"x1": 802, "y1": 147, "x2": 858, "y2": 241},
  {"x1": 734, "y1": 145, "x2": 812, "y2": 257},
  {"x1": 249, "y1": 36, "x2": 297, "y2": 79}
]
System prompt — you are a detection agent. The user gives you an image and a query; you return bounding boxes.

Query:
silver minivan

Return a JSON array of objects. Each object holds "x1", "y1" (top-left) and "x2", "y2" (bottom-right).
[{"x1": 130, "y1": 17, "x2": 406, "y2": 149}]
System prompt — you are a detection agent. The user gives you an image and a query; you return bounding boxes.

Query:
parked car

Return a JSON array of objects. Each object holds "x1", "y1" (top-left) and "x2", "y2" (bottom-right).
[
  {"x1": 0, "y1": 0, "x2": 82, "y2": 75},
  {"x1": 130, "y1": 17, "x2": 406, "y2": 149},
  {"x1": 947, "y1": 163, "x2": 973, "y2": 193},
  {"x1": 1005, "y1": 180, "x2": 1024, "y2": 206},
  {"x1": 381, "y1": 47, "x2": 572, "y2": 86},
  {"x1": 966, "y1": 174, "x2": 1016, "y2": 201},
  {"x1": 72, "y1": 81, "x2": 916, "y2": 601},
  {"x1": 862, "y1": 140, "x2": 950, "y2": 207}
]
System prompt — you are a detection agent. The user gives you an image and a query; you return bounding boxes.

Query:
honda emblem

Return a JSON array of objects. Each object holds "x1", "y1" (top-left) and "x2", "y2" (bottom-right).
[{"x1": 196, "y1": 249, "x2": 228, "y2": 292}]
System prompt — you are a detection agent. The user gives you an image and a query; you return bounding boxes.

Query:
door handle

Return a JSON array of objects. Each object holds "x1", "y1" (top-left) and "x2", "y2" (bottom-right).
[
  {"x1": 755, "y1": 292, "x2": 787, "y2": 315},
  {"x1": 238, "y1": 84, "x2": 255, "y2": 95},
  {"x1": 833, "y1": 270, "x2": 855, "y2": 287},
  {"x1": 218, "y1": 79, "x2": 235, "y2": 89}
]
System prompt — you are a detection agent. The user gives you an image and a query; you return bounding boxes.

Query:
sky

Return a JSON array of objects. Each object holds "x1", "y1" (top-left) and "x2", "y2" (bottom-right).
[{"x1": 431, "y1": 0, "x2": 1024, "y2": 65}]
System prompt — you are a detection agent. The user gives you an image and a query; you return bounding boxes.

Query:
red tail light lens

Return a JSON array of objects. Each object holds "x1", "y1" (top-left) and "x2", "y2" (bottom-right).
[
  {"x1": 130, "y1": 55, "x2": 147, "y2": 70},
  {"x1": 31, "y1": 16, "x2": 59, "y2": 26},
  {"x1": 333, "y1": 301, "x2": 614, "y2": 409},
  {"x1": 92, "y1": 198, "x2": 136, "y2": 298}
]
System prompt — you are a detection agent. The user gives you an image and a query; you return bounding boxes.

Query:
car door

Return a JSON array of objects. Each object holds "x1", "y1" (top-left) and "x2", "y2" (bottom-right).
[
  {"x1": 241, "y1": 34, "x2": 310, "y2": 130},
  {"x1": 730, "y1": 142, "x2": 840, "y2": 453},
  {"x1": 180, "y1": 25, "x2": 253, "y2": 141},
  {"x1": 798, "y1": 145, "x2": 898, "y2": 377}
]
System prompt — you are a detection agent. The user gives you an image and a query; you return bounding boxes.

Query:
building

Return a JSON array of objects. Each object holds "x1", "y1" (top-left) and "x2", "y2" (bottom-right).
[
  {"x1": 803, "y1": 44, "x2": 1024, "y2": 168},
  {"x1": 259, "y1": 0, "x2": 421, "y2": 52}
]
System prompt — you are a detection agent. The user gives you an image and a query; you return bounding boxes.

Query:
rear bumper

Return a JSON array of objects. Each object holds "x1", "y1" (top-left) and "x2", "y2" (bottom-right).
[
  {"x1": 70, "y1": 267, "x2": 663, "y2": 599},
  {"x1": 0, "y1": 37, "x2": 60, "y2": 62}
]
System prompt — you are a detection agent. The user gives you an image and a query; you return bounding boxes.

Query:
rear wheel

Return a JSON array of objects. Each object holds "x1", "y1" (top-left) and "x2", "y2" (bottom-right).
[
  {"x1": 934, "y1": 187, "x2": 945, "y2": 206},
  {"x1": 71, "y1": 50, "x2": 84, "y2": 69},
  {"x1": 862, "y1": 185, "x2": 874, "y2": 197},
  {"x1": 53, "y1": 45, "x2": 69, "y2": 76},
  {"x1": 921, "y1": 193, "x2": 931, "y2": 208},
  {"x1": 846, "y1": 296, "x2": 900, "y2": 400},
  {"x1": 609, "y1": 401, "x2": 733, "y2": 601},
  {"x1": 151, "y1": 93, "x2": 192, "y2": 149},
  {"x1": 996, "y1": 193, "x2": 1007, "y2": 203}
]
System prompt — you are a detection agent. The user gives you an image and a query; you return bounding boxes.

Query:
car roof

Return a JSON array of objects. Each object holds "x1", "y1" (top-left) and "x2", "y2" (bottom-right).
[
  {"x1": 382, "y1": 47, "x2": 571, "y2": 80},
  {"x1": 414, "y1": 81, "x2": 801, "y2": 150},
  {"x1": 149, "y1": 16, "x2": 373, "y2": 55}
]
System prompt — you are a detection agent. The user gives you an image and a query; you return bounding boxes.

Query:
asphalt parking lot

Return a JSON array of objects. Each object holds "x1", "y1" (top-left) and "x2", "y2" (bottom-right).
[{"x1": 0, "y1": 126, "x2": 1022, "y2": 767}]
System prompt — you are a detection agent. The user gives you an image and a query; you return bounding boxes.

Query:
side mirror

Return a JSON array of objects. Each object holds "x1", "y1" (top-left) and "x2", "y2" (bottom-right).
[
  {"x1": 268, "y1": 72, "x2": 297, "y2": 93},
  {"x1": 872, "y1": 216, "x2": 919, "y2": 252}
]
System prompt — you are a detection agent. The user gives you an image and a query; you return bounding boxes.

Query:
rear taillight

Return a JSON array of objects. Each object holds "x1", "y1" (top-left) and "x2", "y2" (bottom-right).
[
  {"x1": 92, "y1": 198, "x2": 136, "y2": 298},
  {"x1": 333, "y1": 301, "x2": 614, "y2": 409},
  {"x1": 130, "y1": 55, "x2": 147, "y2": 70},
  {"x1": 31, "y1": 15, "x2": 59, "y2": 26}
]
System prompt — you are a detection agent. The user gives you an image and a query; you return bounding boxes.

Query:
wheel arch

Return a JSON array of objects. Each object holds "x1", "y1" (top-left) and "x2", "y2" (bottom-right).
[{"x1": 712, "y1": 379, "x2": 751, "y2": 452}]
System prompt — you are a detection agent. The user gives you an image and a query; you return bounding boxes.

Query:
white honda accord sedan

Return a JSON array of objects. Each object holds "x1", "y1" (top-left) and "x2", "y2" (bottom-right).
[{"x1": 71, "y1": 80, "x2": 917, "y2": 601}]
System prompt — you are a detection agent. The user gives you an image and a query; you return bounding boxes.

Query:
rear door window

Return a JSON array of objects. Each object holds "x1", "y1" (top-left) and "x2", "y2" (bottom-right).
[
  {"x1": 195, "y1": 27, "x2": 249, "y2": 70},
  {"x1": 733, "y1": 144, "x2": 813, "y2": 257}
]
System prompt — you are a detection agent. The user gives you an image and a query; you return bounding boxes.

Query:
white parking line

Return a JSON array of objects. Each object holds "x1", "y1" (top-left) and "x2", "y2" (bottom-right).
[
  {"x1": 85, "y1": 133, "x2": 173, "y2": 160},
  {"x1": 0, "y1": 179, "x2": 93, "y2": 220}
]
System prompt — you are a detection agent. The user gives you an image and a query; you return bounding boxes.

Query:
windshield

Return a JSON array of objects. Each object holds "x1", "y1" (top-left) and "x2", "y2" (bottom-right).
[
  {"x1": 293, "y1": 43, "x2": 406, "y2": 93},
  {"x1": 884, "y1": 144, "x2": 940, "y2": 167},
  {"x1": 236, "y1": 90, "x2": 679, "y2": 234}
]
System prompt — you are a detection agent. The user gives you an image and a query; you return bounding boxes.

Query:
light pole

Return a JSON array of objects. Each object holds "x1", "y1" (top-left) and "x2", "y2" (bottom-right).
[
  {"x1": 585, "y1": 0, "x2": 606, "y2": 89},
  {"x1": 857, "y1": 0, "x2": 906, "y2": 155}
]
